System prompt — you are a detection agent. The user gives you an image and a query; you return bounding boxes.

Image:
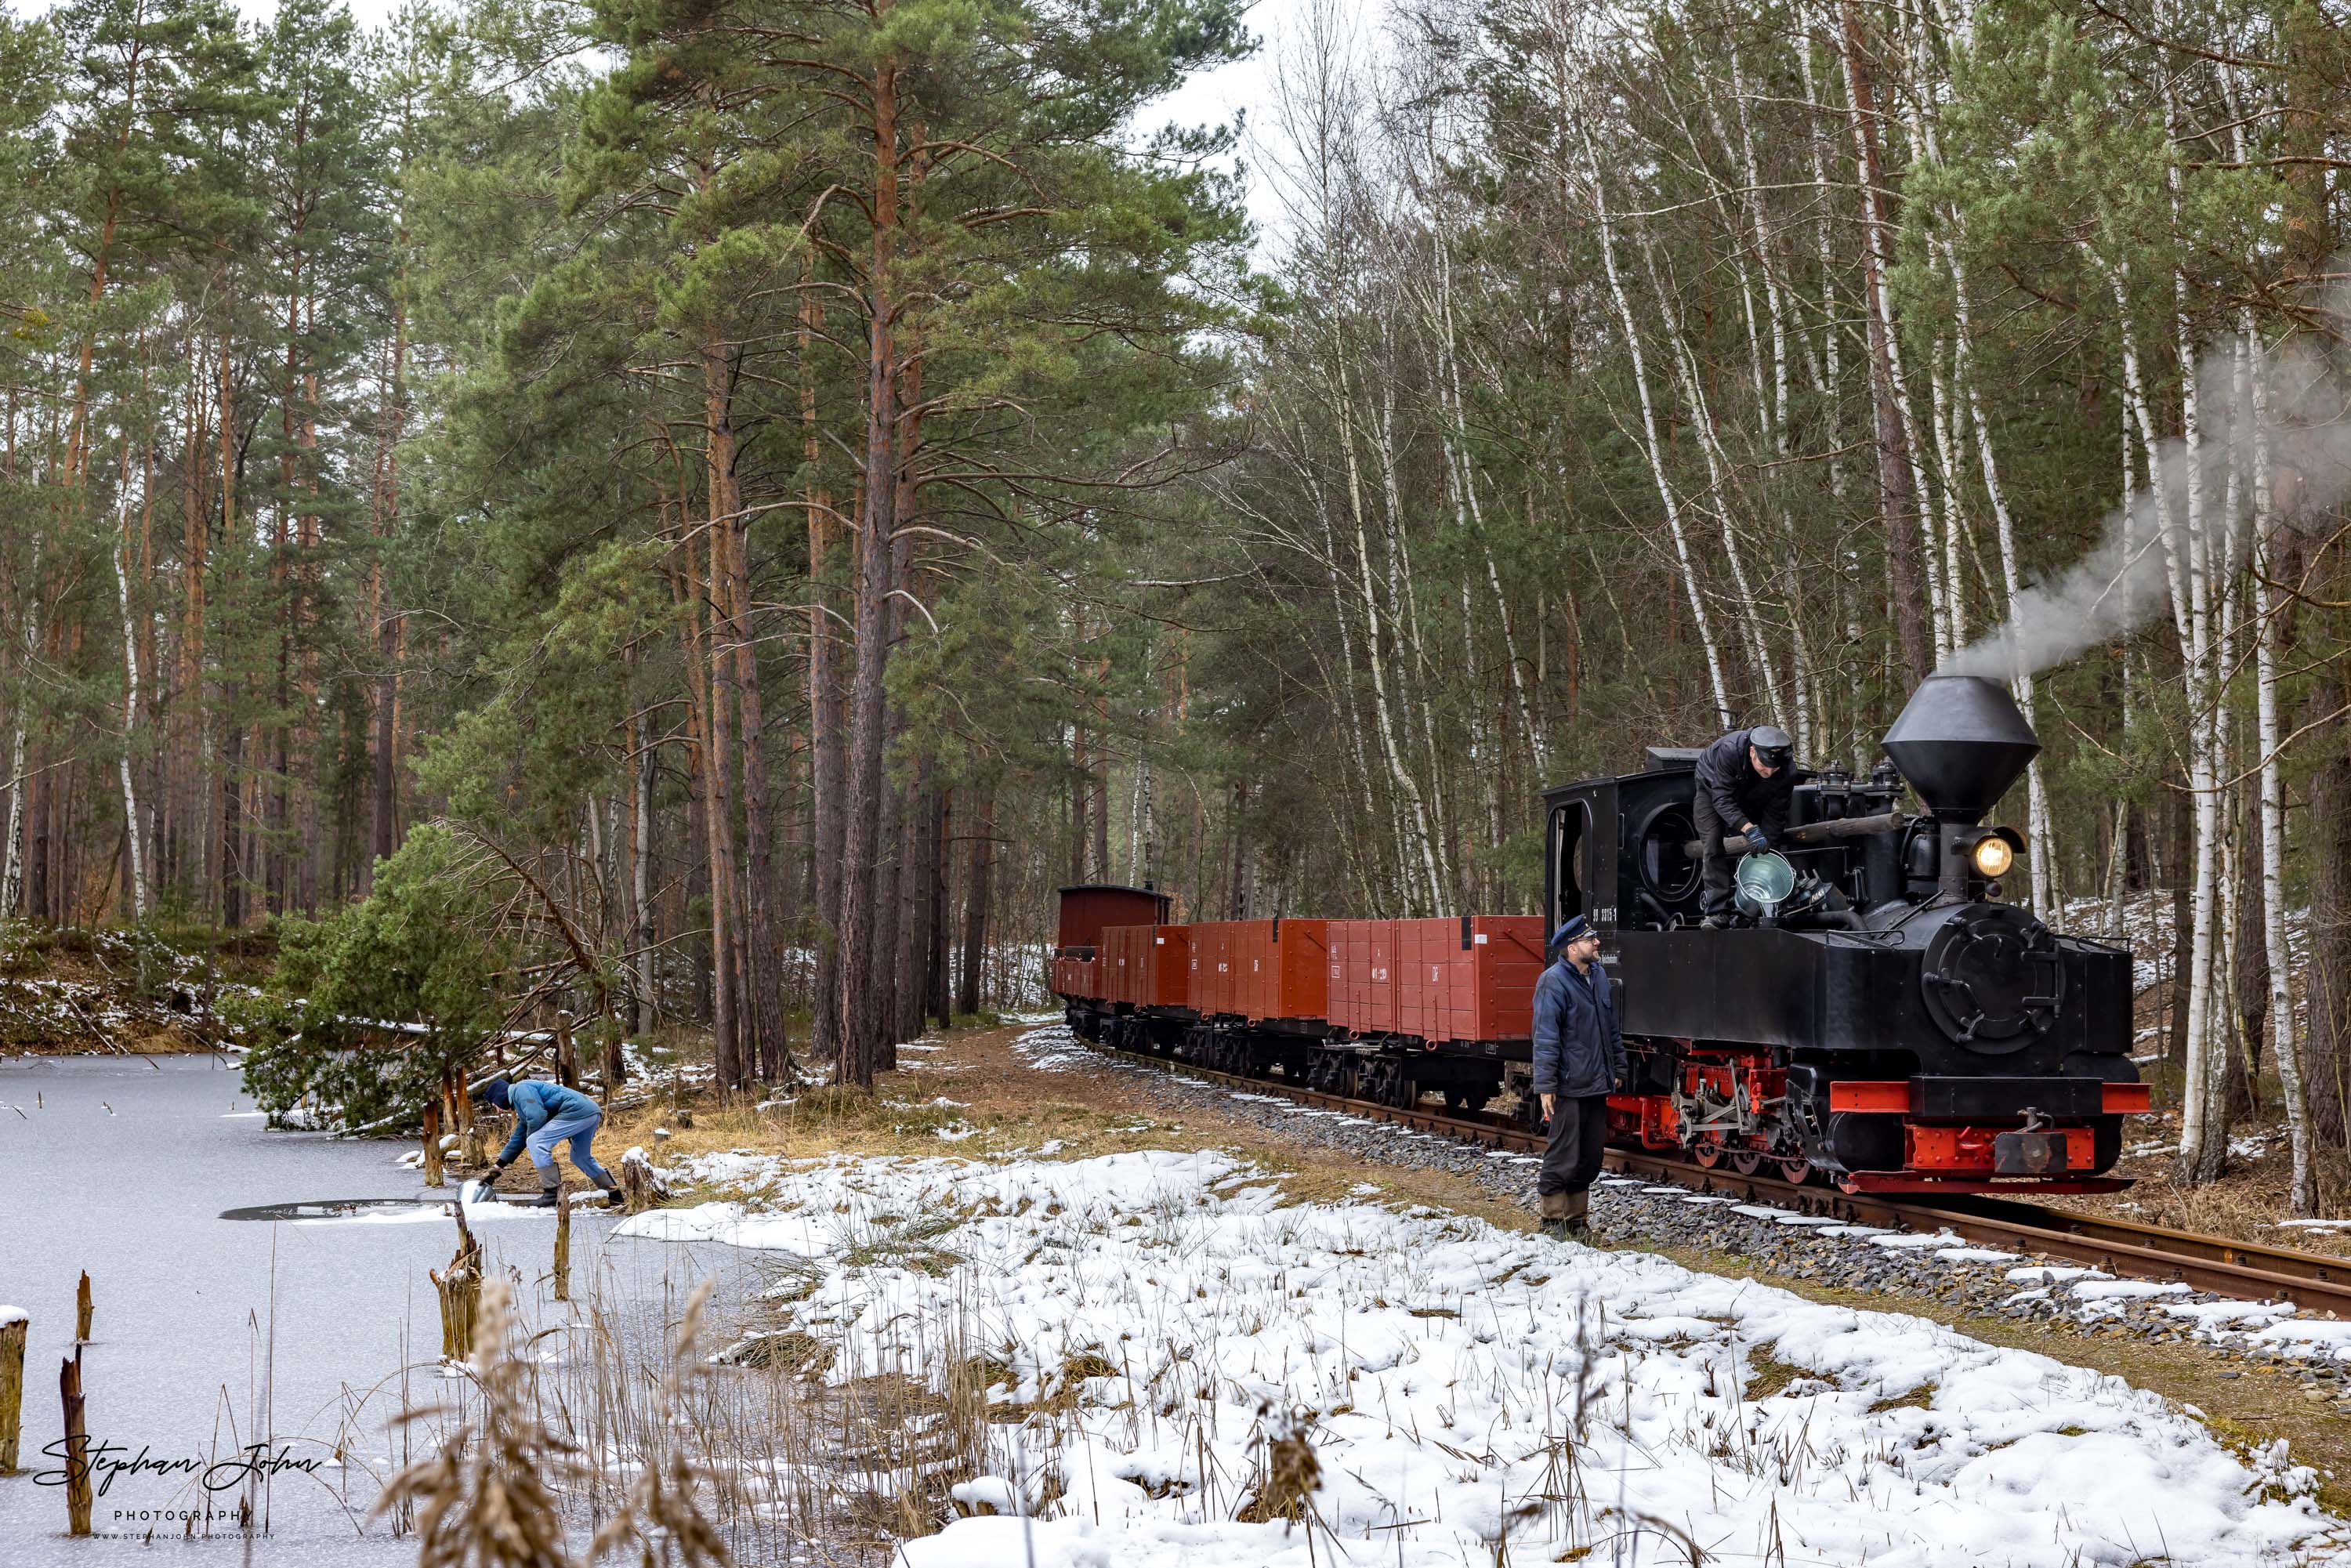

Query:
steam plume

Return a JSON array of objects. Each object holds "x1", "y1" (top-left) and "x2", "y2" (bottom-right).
[{"x1": 1941, "y1": 325, "x2": 2351, "y2": 682}]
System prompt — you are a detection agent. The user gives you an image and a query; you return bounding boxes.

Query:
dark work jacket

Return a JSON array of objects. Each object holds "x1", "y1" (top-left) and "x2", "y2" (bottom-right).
[
  {"x1": 1531, "y1": 958, "x2": 1626, "y2": 1099},
  {"x1": 1694, "y1": 728, "x2": 1793, "y2": 839}
]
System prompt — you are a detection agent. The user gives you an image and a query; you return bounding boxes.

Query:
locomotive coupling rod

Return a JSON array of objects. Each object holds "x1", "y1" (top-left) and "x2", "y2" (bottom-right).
[{"x1": 1683, "y1": 810, "x2": 1905, "y2": 860}]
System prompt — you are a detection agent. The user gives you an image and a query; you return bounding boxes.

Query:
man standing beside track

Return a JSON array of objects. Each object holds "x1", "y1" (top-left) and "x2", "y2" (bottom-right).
[
  {"x1": 1532, "y1": 914, "x2": 1626, "y2": 1241},
  {"x1": 1692, "y1": 724, "x2": 1795, "y2": 929}
]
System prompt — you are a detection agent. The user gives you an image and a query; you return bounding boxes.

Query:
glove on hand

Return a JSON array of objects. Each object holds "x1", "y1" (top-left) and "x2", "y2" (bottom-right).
[{"x1": 1743, "y1": 824, "x2": 1772, "y2": 853}]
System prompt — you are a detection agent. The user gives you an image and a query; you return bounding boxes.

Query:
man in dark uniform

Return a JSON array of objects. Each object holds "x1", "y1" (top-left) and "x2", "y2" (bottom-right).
[
  {"x1": 1531, "y1": 914, "x2": 1626, "y2": 1240},
  {"x1": 1692, "y1": 724, "x2": 1795, "y2": 929}
]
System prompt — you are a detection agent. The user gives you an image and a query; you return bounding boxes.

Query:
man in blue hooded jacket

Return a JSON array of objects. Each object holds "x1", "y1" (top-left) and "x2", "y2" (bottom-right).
[
  {"x1": 1531, "y1": 914, "x2": 1627, "y2": 1240},
  {"x1": 476, "y1": 1076, "x2": 621, "y2": 1207}
]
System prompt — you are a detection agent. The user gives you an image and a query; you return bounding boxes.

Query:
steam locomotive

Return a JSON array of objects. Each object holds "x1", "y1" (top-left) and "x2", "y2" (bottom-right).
[{"x1": 1051, "y1": 675, "x2": 2150, "y2": 1193}]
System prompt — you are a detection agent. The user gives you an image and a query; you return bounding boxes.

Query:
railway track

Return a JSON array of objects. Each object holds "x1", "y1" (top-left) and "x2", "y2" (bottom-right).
[{"x1": 1083, "y1": 1037, "x2": 2351, "y2": 1318}]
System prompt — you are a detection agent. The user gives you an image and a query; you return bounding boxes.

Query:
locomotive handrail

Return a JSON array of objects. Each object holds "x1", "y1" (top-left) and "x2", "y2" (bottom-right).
[{"x1": 1682, "y1": 809, "x2": 1906, "y2": 860}]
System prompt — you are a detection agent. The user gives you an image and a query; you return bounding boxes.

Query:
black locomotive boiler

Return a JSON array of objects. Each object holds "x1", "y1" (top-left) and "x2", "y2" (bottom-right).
[
  {"x1": 1548, "y1": 675, "x2": 2145, "y2": 1190},
  {"x1": 1051, "y1": 674, "x2": 2149, "y2": 1193}
]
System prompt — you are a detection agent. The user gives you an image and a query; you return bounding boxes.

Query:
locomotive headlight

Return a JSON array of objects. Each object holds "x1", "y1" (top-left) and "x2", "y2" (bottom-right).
[{"x1": 1971, "y1": 835, "x2": 2014, "y2": 878}]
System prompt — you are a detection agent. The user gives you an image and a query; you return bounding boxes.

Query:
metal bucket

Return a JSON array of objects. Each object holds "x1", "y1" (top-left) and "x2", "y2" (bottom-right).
[{"x1": 1733, "y1": 851, "x2": 1796, "y2": 919}]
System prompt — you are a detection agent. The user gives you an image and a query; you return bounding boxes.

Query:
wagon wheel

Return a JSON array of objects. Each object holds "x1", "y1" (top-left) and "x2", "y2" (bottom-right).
[
  {"x1": 1728, "y1": 1147, "x2": 1764, "y2": 1178},
  {"x1": 1690, "y1": 1139, "x2": 1724, "y2": 1170},
  {"x1": 1777, "y1": 1157, "x2": 1813, "y2": 1186}
]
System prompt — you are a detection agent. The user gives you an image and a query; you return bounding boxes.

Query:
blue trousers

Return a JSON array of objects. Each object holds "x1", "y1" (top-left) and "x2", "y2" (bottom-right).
[{"x1": 525, "y1": 1110, "x2": 613, "y2": 1184}]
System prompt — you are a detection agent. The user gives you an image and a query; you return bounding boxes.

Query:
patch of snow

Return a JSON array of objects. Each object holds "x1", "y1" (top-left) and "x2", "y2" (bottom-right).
[
  {"x1": 2163, "y1": 1300, "x2": 2296, "y2": 1327},
  {"x1": 1866, "y1": 1229, "x2": 1968, "y2": 1251},
  {"x1": 2007, "y1": 1266, "x2": 2112, "y2": 1285},
  {"x1": 620, "y1": 1147, "x2": 2336, "y2": 1567},
  {"x1": 2276, "y1": 1218, "x2": 2351, "y2": 1231},
  {"x1": 1934, "y1": 1247, "x2": 2021, "y2": 1264},
  {"x1": 1012, "y1": 1023, "x2": 1089, "y2": 1074},
  {"x1": 2070, "y1": 1280, "x2": 2192, "y2": 1301}
]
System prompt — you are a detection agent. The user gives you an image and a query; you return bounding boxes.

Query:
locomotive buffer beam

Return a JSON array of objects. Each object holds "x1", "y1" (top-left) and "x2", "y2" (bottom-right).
[{"x1": 1682, "y1": 810, "x2": 1906, "y2": 860}]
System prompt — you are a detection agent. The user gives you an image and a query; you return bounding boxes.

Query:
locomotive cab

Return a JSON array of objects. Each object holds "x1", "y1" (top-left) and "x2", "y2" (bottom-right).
[{"x1": 1543, "y1": 677, "x2": 2148, "y2": 1193}]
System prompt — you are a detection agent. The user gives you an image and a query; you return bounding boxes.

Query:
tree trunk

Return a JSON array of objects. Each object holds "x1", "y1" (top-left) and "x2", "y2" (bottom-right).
[
  {"x1": 1579, "y1": 121, "x2": 1733, "y2": 727},
  {"x1": 804, "y1": 288, "x2": 848, "y2": 1070},
  {"x1": 838, "y1": 54, "x2": 901, "y2": 1088},
  {"x1": 708, "y1": 342, "x2": 790, "y2": 1082},
  {"x1": 956, "y1": 784, "x2": 993, "y2": 1019},
  {"x1": 2302, "y1": 662, "x2": 2351, "y2": 1150},
  {"x1": 926, "y1": 788, "x2": 950, "y2": 1027},
  {"x1": 1838, "y1": 1, "x2": 1932, "y2": 686}
]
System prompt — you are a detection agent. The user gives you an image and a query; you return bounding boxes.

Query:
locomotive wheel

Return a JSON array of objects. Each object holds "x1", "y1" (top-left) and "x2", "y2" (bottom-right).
[
  {"x1": 1778, "y1": 1157, "x2": 1812, "y2": 1185},
  {"x1": 1690, "y1": 1139, "x2": 1723, "y2": 1169},
  {"x1": 1728, "y1": 1148, "x2": 1763, "y2": 1177}
]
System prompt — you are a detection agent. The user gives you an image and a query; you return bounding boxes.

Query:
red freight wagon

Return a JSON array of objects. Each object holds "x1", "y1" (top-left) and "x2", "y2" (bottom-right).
[
  {"x1": 1058, "y1": 884, "x2": 1171, "y2": 950},
  {"x1": 1325, "y1": 918, "x2": 1398, "y2": 1037},
  {"x1": 1325, "y1": 919, "x2": 1364, "y2": 1031},
  {"x1": 1052, "y1": 883, "x2": 1168, "y2": 1006},
  {"x1": 1391, "y1": 916, "x2": 1548, "y2": 1044},
  {"x1": 1052, "y1": 951, "x2": 1101, "y2": 1001},
  {"x1": 1188, "y1": 919, "x2": 1328, "y2": 1023},
  {"x1": 1101, "y1": 924, "x2": 1192, "y2": 1009},
  {"x1": 1100, "y1": 925, "x2": 1146, "y2": 1006}
]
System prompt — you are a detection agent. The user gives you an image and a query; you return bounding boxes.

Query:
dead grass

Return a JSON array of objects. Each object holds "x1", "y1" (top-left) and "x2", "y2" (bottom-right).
[
  {"x1": 604, "y1": 1024, "x2": 1547, "y2": 1241},
  {"x1": 1742, "y1": 1348, "x2": 1809, "y2": 1401},
  {"x1": 1865, "y1": 1382, "x2": 1936, "y2": 1414}
]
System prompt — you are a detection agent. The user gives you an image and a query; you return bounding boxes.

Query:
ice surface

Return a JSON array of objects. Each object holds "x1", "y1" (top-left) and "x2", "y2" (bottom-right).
[{"x1": 0, "y1": 1052, "x2": 670, "y2": 1566}]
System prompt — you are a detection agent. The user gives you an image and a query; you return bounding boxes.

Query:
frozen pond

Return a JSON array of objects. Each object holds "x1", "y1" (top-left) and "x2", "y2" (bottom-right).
[{"x1": 0, "y1": 1054, "x2": 746, "y2": 1565}]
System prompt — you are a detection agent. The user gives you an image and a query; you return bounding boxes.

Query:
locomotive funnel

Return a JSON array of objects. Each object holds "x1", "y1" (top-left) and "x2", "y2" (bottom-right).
[{"x1": 1881, "y1": 675, "x2": 2039, "y2": 823}]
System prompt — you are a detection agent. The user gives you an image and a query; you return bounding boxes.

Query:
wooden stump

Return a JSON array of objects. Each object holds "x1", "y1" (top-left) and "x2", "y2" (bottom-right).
[
  {"x1": 553, "y1": 1189, "x2": 571, "y2": 1302},
  {"x1": 600, "y1": 1020, "x2": 625, "y2": 1102},
  {"x1": 422, "y1": 1099, "x2": 444, "y2": 1189},
  {"x1": 619, "y1": 1151, "x2": 652, "y2": 1215},
  {"x1": 59, "y1": 1348, "x2": 90, "y2": 1536},
  {"x1": 555, "y1": 1010, "x2": 577, "y2": 1088},
  {"x1": 429, "y1": 1209, "x2": 484, "y2": 1361},
  {"x1": 74, "y1": 1272, "x2": 91, "y2": 1342},
  {"x1": 0, "y1": 1311, "x2": 24, "y2": 1474}
]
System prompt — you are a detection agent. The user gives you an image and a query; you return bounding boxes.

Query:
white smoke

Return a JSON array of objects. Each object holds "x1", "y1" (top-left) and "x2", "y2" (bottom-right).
[{"x1": 1941, "y1": 328, "x2": 2351, "y2": 682}]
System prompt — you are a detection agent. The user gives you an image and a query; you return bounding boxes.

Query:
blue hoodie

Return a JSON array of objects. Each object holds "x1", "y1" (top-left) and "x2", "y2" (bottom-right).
[{"x1": 490, "y1": 1078, "x2": 602, "y2": 1164}]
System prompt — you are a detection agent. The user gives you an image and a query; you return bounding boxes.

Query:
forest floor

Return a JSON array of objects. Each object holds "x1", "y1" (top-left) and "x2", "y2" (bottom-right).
[
  {"x1": 603, "y1": 1019, "x2": 2351, "y2": 1563},
  {"x1": 0, "y1": 920, "x2": 256, "y2": 1054}
]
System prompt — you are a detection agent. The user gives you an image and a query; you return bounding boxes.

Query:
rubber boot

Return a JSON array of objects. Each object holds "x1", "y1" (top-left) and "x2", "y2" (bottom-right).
[
  {"x1": 1563, "y1": 1187, "x2": 1592, "y2": 1240},
  {"x1": 590, "y1": 1168, "x2": 624, "y2": 1208},
  {"x1": 1538, "y1": 1190, "x2": 1572, "y2": 1241},
  {"x1": 522, "y1": 1179, "x2": 562, "y2": 1209}
]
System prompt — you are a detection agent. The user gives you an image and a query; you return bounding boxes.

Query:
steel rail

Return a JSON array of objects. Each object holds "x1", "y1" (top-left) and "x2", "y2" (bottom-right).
[{"x1": 1082, "y1": 1037, "x2": 2351, "y2": 1317}]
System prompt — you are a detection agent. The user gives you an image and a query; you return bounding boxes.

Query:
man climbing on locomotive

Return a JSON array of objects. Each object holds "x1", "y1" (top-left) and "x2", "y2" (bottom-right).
[
  {"x1": 1692, "y1": 723, "x2": 1795, "y2": 929},
  {"x1": 1533, "y1": 914, "x2": 1627, "y2": 1240}
]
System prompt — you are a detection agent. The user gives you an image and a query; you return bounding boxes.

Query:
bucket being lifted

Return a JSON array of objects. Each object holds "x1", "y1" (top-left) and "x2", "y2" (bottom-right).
[{"x1": 1733, "y1": 851, "x2": 1796, "y2": 920}]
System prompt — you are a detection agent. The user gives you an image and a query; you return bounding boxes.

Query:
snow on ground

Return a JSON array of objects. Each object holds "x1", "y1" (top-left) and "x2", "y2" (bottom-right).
[
  {"x1": 1010, "y1": 1021, "x2": 1093, "y2": 1073},
  {"x1": 615, "y1": 1147, "x2": 2342, "y2": 1566}
]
